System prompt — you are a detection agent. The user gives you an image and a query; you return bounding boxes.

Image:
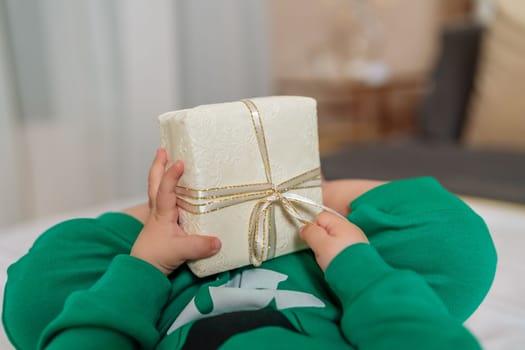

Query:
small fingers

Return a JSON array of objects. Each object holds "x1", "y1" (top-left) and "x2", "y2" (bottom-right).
[
  {"x1": 317, "y1": 211, "x2": 368, "y2": 242},
  {"x1": 300, "y1": 223, "x2": 328, "y2": 251},
  {"x1": 156, "y1": 160, "x2": 184, "y2": 217},
  {"x1": 315, "y1": 211, "x2": 342, "y2": 235},
  {"x1": 301, "y1": 212, "x2": 368, "y2": 272},
  {"x1": 148, "y1": 149, "x2": 168, "y2": 209}
]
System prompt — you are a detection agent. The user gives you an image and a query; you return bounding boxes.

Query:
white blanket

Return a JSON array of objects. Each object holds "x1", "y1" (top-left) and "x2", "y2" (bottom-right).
[{"x1": 0, "y1": 197, "x2": 524, "y2": 349}]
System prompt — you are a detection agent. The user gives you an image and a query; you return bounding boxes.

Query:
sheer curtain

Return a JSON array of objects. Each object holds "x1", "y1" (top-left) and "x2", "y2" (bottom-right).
[{"x1": 0, "y1": 0, "x2": 270, "y2": 228}]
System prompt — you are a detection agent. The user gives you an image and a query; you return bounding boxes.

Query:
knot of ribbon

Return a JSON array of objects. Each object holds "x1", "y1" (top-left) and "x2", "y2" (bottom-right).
[{"x1": 176, "y1": 99, "x2": 345, "y2": 266}]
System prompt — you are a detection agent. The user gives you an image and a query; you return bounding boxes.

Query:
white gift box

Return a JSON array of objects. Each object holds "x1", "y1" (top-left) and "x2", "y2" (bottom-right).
[{"x1": 159, "y1": 96, "x2": 324, "y2": 277}]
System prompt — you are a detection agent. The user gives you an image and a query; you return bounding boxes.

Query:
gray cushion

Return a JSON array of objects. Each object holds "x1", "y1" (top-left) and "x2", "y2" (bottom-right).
[
  {"x1": 419, "y1": 22, "x2": 484, "y2": 141},
  {"x1": 321, "y1": 140, "x2": 525, "y2": 204}
]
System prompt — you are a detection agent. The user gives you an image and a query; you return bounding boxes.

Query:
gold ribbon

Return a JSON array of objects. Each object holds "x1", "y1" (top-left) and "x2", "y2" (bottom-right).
[{"x1": 176, "y1": 99, "x2": 346, "y2": 266}]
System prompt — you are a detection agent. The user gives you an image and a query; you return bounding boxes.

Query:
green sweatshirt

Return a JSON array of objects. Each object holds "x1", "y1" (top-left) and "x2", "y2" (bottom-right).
[{"x1": 3, "y1": 177, "x2": 496, "y2": 349}]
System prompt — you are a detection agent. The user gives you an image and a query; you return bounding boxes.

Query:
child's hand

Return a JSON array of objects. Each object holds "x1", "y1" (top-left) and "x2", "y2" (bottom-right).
[
  {"x1": 300, "y1": 212, "x2": 368, "y2": 272},
  {"x1": 130, "y1": 149, "x2": 221, "y2": 275}
]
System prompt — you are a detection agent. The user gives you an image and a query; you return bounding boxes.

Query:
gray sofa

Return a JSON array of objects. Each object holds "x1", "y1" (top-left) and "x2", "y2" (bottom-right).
[{"x1": 321, "y1": 22, "x2": 525, "y2": 204}]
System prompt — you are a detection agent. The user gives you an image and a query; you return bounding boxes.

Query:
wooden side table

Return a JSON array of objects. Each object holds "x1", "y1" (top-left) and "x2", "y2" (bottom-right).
[{"x1": 277, "y1": 74, "x2": 428, "y2": 155}]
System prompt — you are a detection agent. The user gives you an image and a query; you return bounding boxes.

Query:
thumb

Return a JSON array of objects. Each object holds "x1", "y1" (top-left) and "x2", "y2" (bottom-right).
[
  {"x1": 300, "y1": 223, "x2": 328, "y2": 252},
  {"x1": 315, "y1": 211, "x2": 348, "y2": 234},
  {"x1": 175, "y1": 235, "x2": 221, "y2": 261}
]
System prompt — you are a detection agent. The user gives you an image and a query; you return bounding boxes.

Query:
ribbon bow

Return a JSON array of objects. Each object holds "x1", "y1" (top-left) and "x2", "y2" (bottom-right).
[{"x1": 176, "y1": 99, "x2": 345, "y2": 266}]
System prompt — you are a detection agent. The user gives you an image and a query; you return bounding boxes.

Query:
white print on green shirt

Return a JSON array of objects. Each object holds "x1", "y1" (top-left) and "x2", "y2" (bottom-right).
[{"x1": 167, "y1": 268, "x2": 325, "y2": 334}]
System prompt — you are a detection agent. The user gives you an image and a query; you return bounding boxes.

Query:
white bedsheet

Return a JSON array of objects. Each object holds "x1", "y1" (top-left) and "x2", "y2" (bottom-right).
[
  {"x1": 463, "y1": 198, "x2": 525, "y2": 349},
  {"x1": 0, "y1": 197, "x2": 523, "y2": 349}
]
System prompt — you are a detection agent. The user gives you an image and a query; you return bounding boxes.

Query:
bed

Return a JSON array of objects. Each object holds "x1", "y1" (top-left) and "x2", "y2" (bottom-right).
[{"x1": 1, "y1": 195, "x2": 524, "y2": 349}]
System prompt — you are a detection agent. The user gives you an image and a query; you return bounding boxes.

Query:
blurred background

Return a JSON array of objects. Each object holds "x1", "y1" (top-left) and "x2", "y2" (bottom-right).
[
  {"x1": 1, "y1": 2, "x2": 525, "y2": 349},
  {"x1": 1, "y1": 0, "x2": 524, "y2": 228}
]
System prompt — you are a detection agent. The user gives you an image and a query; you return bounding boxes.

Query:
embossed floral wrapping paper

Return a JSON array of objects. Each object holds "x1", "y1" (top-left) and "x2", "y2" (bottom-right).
[{"x1": 159, "y1": 96, "x2": 324, "y2": 277}]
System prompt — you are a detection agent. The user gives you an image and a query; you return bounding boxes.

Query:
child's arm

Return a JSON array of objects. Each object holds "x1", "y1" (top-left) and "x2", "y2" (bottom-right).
[
  {"x1": 300, "y1": 211, "x2": 482, "y2": 349},
  {"x1": 33, "y1": 149, "x2": 221, "y2": 349}
]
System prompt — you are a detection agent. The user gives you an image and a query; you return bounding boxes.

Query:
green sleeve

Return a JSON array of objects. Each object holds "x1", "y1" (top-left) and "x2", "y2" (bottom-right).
[
  {"x1": 2, "y1": 212, "x2": 151, "y2": 349},
  {"x1": 347, "y1": 177, "x2": 497, "y2": 322},
  {"x1": 39, "y1": 254, "x2": 171, "y2": 349},
  {"x1": 325, "y1": 244, "x2": 482, "y2": 350},
  {"x1": 318, "y1": 176, "x2": 496, "y2": 349}
]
